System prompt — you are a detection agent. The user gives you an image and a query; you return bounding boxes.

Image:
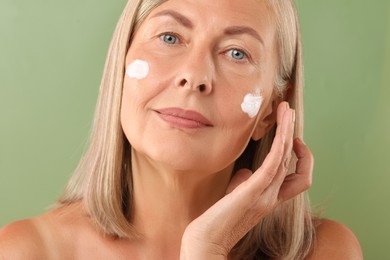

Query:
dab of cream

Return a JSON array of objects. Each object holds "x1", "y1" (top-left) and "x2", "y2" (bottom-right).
[
  {"x1": 241, "y1": 93, "x2": 263, "y2": 118},
  {"x1": 126, "y1": 59, "x2": 149, "y2": 79}
]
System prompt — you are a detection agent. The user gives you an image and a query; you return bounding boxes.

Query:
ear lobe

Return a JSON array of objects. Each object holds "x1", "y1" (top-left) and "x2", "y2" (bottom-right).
[{"x1": 251, "y1": 100, "x2": 278, "y2": 141}]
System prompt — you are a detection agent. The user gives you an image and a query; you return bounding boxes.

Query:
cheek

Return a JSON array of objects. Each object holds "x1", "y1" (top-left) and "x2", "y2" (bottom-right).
[
  {"x1": 217, "y1": 85, "x2": 264, "y2": 123},
  {"x1": 123, "y1": 58, "x2": 164, "y2": 100},
  {"x1": 217, "y1": 69, "x2": 266, "y2": 121},
  {"x1": 126, "y1": 41, "x2": 180, "y2": 81},
  {"x1": 213, "y1": 90, "x2": 259, "y2": 141},
  {"x1": 122, "y1": 57, "x2": 172, "y2": 127},
  {"x1": 124, "y1": 55, "x2": 176, "y2": 95},
  {"x1": 240, "y1": 92, "x2": 264, "y2": 118},
  {"x1": 121, "y1": 59, "x2": 151, "y2": 134},
  {"x1": 120, "y1": 86, "x2": 136, "y2": 133},
  {"x1": 123, "y1": 59, "x2": 150, "y2": 112},
  {"x1": 126, "y1": 59, "x2": 150, "y2": 79}
]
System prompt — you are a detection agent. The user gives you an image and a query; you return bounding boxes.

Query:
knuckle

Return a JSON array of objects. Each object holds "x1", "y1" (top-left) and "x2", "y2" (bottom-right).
[
  {"x1": 308, "y1": 155, "x2": 315, "y2": 172},
  {"x1": 265, "y1": 164, "x2": 279, "y2": 179},
  {"x1": 308, "y1": 151, "x2": 314, "y2": 162},
  {"x1": 303, "y1": 145, "x2": 314, "y2": 160},
  {"x1": 276, "y1": 147, "x2": 284, "y2": 160},
  {"x1": 257, "y1": 200, "x2": 273, "y2": 213},
  {"x1": 283, "y1": 156, "x2": 291, "y2": 171},
  {"x1": 304, "y1": 176, "x2": 312, "y2": 190}
]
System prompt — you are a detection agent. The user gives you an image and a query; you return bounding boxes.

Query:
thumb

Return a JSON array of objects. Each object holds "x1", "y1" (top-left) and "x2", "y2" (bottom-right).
[{"x1": 226, "y1": 168, "x2": 252, "y2": 194}]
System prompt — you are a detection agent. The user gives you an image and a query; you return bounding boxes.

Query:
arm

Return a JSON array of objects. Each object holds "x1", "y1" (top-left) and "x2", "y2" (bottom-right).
[{"x1": 181, "y1": 102, "x2": 313, "y2": 259}]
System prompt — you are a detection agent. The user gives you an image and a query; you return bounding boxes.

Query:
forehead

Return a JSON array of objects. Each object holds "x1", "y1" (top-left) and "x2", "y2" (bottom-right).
[
  {"x1": 144, "y1": 0, "x2": 277, "y2": 39},
  {"x1": 155, "y1": 0, "x2": 275, "y2": 17}
]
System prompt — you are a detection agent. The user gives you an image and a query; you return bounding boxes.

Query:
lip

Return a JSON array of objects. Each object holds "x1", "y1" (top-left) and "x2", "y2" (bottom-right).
[{"x1": 155, "y1": 107, "x2": 214, "y2": 128}]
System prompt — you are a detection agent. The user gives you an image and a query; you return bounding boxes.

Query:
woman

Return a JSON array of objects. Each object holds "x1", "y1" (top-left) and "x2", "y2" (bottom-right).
[{"x1": 0, "y1": 0, "x2": 362, "y2": 259}]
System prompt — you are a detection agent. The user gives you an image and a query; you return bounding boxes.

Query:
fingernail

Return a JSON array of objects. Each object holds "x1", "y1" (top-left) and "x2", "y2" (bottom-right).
[{"x1": 285, "y1": 102, "x2": 289, "y2": 111}]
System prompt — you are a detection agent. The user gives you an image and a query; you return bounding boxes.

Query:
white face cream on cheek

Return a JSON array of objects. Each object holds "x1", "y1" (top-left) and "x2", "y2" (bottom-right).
[
  {"x1": 126, "y1": 59, "x2": 150, "y2": 79},
  {"x1": 241, "y1": 92, "x2": 264, "y2": 118}
]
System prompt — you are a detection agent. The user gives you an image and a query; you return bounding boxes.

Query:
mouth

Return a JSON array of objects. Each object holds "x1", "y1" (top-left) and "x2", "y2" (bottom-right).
[{"x1": 155, "y1": 107, "x2": 214, "y2": 128}]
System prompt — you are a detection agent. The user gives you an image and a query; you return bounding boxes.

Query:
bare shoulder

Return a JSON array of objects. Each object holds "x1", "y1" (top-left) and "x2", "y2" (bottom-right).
[
  {"x1": 0, "y1": 218, "x2": 47, "y2": 259},
  {"x1": 308, "y1": 218, "x2": 363, "y2": 260},
  {"x1": 0, "y1": 202, "x2": 87, "y2": 260}
]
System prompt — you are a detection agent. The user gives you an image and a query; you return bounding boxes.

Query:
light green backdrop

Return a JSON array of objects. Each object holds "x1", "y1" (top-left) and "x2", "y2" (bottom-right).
[{"x1": 1, "y1": 0, "x2": 389, "y2": 259}]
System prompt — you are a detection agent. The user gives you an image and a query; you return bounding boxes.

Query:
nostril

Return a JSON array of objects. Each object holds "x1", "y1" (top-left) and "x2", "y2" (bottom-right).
[
  {"x1": 180, "y1": 79, "x2": 187, "y2": 87},
  {"x1": 199, "y1": 84, "x2": 206, "y2": 92}
]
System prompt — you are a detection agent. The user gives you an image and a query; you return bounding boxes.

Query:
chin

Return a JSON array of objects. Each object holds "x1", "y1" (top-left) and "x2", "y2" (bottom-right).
[
  {"x1": 150, "y1": 146, "x2": 208, "y2": 171},
  {"x1": 127, "y1": 127, "x2": 241, "y2": 174},
  {"x1": 136, "y1": 142, "x2": 225, "y2": 173}
]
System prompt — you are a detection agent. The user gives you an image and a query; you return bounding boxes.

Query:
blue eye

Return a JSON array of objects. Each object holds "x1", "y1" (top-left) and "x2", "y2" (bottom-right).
[
  {"x1": 161, "y1": 34, "x2": 178, "y2": 44},
  {"x1": 229, "y1": 49, "x2": 246, "y2": 60}
]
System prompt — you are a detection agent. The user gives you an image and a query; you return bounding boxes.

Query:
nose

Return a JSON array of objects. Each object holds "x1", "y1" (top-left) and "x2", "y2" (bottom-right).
[{"x1": 174, "y1": 49, "x2": 214, "y2": 95}]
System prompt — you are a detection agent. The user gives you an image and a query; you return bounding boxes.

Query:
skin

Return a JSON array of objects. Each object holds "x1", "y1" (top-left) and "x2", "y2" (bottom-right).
[{"x1": 0, "y1": 0, "x2": 363, "y2": 259}]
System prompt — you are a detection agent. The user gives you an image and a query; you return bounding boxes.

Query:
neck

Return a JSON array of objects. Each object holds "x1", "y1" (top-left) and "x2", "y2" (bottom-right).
[{"x1": 130, "y1": 148, "x2": 233, "y2": 250}]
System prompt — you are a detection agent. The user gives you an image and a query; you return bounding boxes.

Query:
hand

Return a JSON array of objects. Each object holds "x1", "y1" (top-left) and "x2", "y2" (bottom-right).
[{"x1": 180, "y1": 102, "x2": 314, "y2": 259}]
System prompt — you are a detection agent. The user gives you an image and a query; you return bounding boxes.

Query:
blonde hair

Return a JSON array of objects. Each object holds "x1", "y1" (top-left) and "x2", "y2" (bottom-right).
[{"x1": 58, "y1": 0, "x2": 315, "y2": 258}]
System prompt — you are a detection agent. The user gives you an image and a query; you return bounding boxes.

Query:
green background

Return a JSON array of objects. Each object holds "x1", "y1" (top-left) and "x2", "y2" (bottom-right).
[{"x1": 1, "y1": 0, "x2": 389, "y2": 258}]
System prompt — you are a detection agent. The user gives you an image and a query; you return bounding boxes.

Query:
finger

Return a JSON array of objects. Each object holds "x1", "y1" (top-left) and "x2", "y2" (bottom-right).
[
  {"x1": 263, "y1": 108, "x2": 295, "y2": 193},
  {"x1": 278, "y1": 108, "x2": 295, "y2": 175},
  {"x1": 259, "y1": 102, "x2": 290, "y2": 172},
  {"x1": 245, "y1": 103, "x2": 290, "y2": 192},
  {"x1": 294, "y1": 138, "x2": 314, "y2": 177},
  {"x1": 276, "y1": 101, "x2": 289, "y2": 135},
  {"x1": 226, "y1": 168, "x2": 252, "y2": 194},
  {"x1": 251, "y1": 129, "x2": 284, "y2": 187},
  {"x1": 281, "y1": 107, "x2": 295, "y2": 163},
  {"x1": 250, "y1": 106, "x2": 291, "y2": 189},
  {"x1": 278, "y1": 137, "x2": 314, "y2": 201}
]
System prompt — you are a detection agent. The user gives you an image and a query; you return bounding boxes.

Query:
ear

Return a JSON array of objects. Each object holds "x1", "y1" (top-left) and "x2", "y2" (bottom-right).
[
  {"x1": 251, "y1": 99, "x2": 278, "y2": 141},
  {"x1": 285, "y1": 82, "x2": 294, "y2": 102}
]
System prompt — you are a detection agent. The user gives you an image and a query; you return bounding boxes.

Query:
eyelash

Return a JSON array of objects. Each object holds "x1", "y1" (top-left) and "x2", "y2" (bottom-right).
[{"x1": 158, "y1": 32, "x2": 252, "y2": 64}]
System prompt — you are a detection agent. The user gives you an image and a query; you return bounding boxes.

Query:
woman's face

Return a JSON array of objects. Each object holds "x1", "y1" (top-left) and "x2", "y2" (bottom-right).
[{"x1": 121, "y1": 0, "x2": 278, "y2": 172}]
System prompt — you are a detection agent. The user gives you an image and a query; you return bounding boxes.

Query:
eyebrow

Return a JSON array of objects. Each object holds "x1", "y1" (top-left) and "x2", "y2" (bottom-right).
[
  {"x1": 151, "y1": 10, "x2": 193, "y2": 29},
  {"x1": 151, "y1": 10, "x2": 264, "y2": 45},
  {"x1": 224, "y1": 26, "x2": 264, "y2": 45}
]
